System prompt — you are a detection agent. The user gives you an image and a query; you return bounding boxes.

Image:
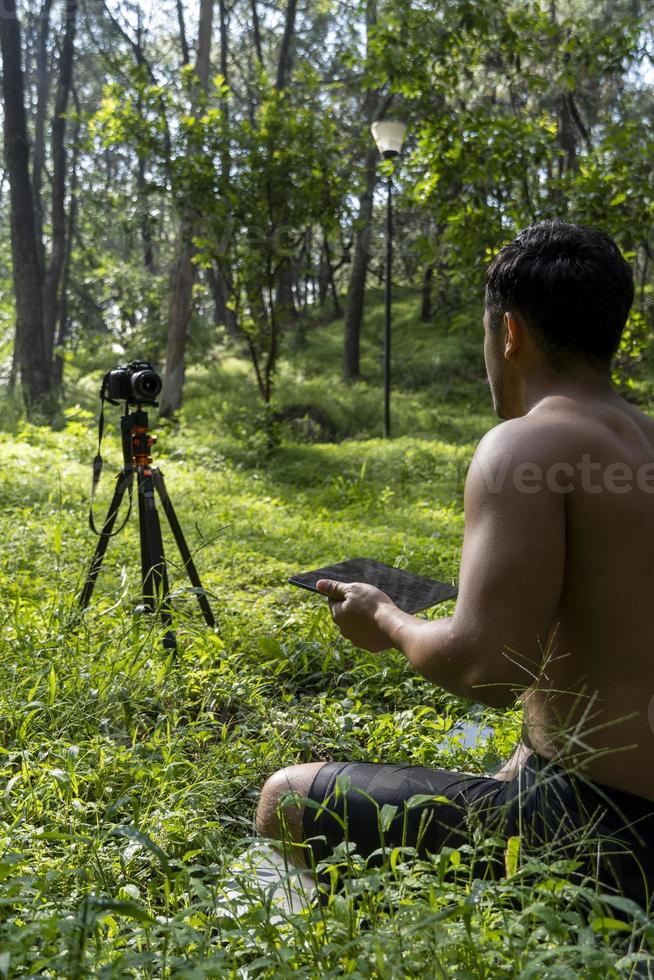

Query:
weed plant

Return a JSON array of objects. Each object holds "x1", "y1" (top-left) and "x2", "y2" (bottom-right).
[{"x1": 0, "y1": 295, "x2": 652, "y2": 975}]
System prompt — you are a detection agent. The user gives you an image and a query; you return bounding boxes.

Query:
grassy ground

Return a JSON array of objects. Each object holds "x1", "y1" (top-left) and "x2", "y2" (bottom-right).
[{"x1": 0, "y1": 291, "x2": 652, "y2": 976}]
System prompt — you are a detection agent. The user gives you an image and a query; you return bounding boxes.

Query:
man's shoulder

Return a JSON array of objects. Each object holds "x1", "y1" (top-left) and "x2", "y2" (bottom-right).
[
  {"x1": 474, "y1": 411, "x2": 574, "y2": 468},
  {"x1": 466, "y1": 409, "x2": 584, "y2": 507}
]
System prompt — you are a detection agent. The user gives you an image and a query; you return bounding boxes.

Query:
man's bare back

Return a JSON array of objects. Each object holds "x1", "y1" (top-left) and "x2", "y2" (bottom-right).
[
  {"x1": 506, "y1": 389, "x2": 654, "y2": 800},
  {"x1": 314, "y1": 379, "x2": 654, "y2": 804}
]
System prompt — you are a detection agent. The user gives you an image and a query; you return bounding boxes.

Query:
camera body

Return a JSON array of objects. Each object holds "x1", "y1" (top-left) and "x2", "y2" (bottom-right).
[{"x1": 102, "y1": 360, "x2": 162, "y2": 405}]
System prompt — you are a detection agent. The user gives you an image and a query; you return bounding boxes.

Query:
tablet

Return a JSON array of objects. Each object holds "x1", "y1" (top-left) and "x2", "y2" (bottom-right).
[{"x1": 288, "y1": 557, "x2": 457, "y2": 615}]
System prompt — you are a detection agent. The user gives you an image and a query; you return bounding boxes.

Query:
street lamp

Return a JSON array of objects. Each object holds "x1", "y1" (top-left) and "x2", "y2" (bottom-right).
[{"x1": 371, "y1": 119, "x2": 407, "y2": 439}]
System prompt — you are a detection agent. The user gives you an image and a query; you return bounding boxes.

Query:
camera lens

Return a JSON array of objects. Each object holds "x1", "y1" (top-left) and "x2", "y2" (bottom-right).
[{"x1": 131, "y1": 369, "x2": 162, "y2": 401}]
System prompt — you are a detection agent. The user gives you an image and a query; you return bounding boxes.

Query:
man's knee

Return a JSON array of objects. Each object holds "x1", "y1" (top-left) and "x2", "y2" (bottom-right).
[{"x1": 256, "y1": 762, "x2": 326, "y2": 842}]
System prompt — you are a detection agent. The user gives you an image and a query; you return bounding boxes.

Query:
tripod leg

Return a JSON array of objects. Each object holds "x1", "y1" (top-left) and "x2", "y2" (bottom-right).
[
  {"x1": 79, "y1": 470, "x2": 132, "y2": 611},
  {"x1": 151, "y1": 468, "x2": 216, "y2": 628},
  {"x1": 137, "y1": 468, "x2": 176, "y2": 651}
]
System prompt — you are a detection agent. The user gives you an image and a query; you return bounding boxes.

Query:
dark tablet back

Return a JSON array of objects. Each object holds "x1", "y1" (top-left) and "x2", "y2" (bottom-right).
[{"x1": 289, "y1": 557, "x2": 457, "y2": 614}]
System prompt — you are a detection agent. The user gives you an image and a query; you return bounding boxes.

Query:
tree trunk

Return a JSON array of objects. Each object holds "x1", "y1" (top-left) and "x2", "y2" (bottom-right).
[
  {"x1": 251, "y1": 0, "x2": 263, "y2": 65},
  {"x1": 272, "y1": 0, "x2": 298, "y2": 320},
  {"x1": 318, "y1": 245, "x2": 328, "y2": 307},
  {"x1": 324, "y1": 235, "x2": 343, "y2": 319},
  {"x1": 160, "y1": 0, "x2": 215, "y2": 418},
  {"x1": 421, "y1": 264, "x2": 434, "y2": 322},
  {"x1": 135, "y1": 22, "x2": 156, "y2": 273},
  {"x1": 0, "y1": 0, "x2": 50, "y2": 410},
  {"x1": 342, "y1": 0, "x2": 387, "y2": 381},
  {"x1": 343, "y1": 143, "x2": 377, "y2": 380},
  {"x1": 162, "y1": 241, "x2": 195, "y2": 415},
  {"x1": 175, "y1": 0, "x2": 190, "y2": 65},
  {"x1": 207, "y1": 263, "x2": 238, "y2": 338},
  {"x1": 31, "y1": 0, "x2": 52, "y2": 281},
  {"x1": 276, "y1": 0, "x2": 297, "y2": 90},
  {"x1": 557, "y1": 92, "x2": 578, "y2": 177},
  {"x1": 276, "y1": 261, "x2": 296, "y2": 315},
  {"x1": 53, "y1": 100, "x2": 80, "y2": 389},
  {"x1": 195, "y1": 0, "x2": 214, "y2": 89},
  {"x1": 42, "y1": 0, "x2": 77, "y2": 367},
  {"x1": 215, "y1": 0, "x2": 237, "y2": 337}
]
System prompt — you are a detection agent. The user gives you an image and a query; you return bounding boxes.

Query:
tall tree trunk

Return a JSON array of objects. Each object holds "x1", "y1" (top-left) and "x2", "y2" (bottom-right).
[
  {"x1": 164, "y1": 242, "x2": 195, "y2": 410},
  {"x1": 137, "y1": 152, "x2": 156, "y2": 273},
  {"x1": 251, "y1": 0, "x2": 263, "y2": 65},
  {"x1": 42, "y1": 0, "x2": 77, "y2": 367},
  {"x1": 214, "y1": 0, "x2": 238, "y2": 338},
  {"x1": 195, "y1": 0, "x2": 214, "y2": 89},
  {"x1": 176, "y1": 0, "x2": 190, "y2": 65},
  {"x1": 32, "y1": 0, "x2": 52, "y2": 281},
  {"x1": 53, "y1": 99, "x2": 80, "y2": 388},
  {"x1": 342, "y1": 0, "x2": 388, "y2": 381},
  {"x1": 134, "y1": 19, "x2": 156, "y2": 273},
  {"x1": 343, "y1": 142, "x2": 377, "y2": 380},
  {"x1": 276, "y1": 0, "x2": 297, "y2": 89},
  {"x1": 160, "y1": 0, "x2": 215, "y2": 418},
  {"x1": 0, "y1": 0, "x2": 50, "y2": 410},
  {"x1": 273, "y1": 0, "x2": 298, "y2": 322}
]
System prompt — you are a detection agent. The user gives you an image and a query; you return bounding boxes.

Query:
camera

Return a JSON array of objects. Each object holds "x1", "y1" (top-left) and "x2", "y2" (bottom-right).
[{"x1": 101, "y1": 360, "x2": 162, "y2": 405}]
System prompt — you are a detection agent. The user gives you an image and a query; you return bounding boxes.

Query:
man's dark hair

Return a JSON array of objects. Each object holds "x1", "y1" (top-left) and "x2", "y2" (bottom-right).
[{"x1": 485, "y1": 220, "x2": 634, "y2": 366}]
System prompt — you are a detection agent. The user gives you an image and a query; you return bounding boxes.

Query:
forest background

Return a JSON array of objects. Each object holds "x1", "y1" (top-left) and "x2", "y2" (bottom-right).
[
  {"x1": 1, "y1": 0, "x2": 654, "y2": 976},
  {"x1": 1, "y1": 0, "x2": 653, "y2": 419}
]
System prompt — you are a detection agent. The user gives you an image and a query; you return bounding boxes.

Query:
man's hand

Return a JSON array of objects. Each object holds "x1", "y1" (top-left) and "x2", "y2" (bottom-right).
[{"x1": 315, "y1": 579, "x2": 400, "y2": 652}]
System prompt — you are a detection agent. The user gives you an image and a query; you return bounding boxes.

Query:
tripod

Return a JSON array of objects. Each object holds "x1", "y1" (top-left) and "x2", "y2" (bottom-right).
[{"x1": 79, "y1": 405, "x2": 216, "y2": 650}]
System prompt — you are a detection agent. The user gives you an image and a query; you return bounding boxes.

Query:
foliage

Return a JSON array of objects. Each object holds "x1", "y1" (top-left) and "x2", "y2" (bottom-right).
[
  {"x1": 4, "y1": 0, "x2": 653, "y2": 412},
  {"x1": 395, "y1": 0, "x2": 652, "y2": 304}
]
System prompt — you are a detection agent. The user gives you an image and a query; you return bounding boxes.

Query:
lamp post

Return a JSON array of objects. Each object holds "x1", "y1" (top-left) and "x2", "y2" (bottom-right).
[{"x1": 371, "y1": 120, "x2": 407, "y2": 439}]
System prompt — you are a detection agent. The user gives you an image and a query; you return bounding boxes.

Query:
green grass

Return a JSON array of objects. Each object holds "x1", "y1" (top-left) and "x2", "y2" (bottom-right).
[{"x1": 0, "y1": 293, "x2": 652, "y2": 976}]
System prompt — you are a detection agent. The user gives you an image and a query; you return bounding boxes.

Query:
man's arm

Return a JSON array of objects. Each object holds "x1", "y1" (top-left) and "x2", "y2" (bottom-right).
[{"x1": 318, "y1": 420, "x2": 566, "y2": 708}]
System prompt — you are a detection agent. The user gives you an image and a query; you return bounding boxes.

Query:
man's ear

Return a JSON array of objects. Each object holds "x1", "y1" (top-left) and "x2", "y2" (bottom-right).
[{"x1": 502, "y1": 312, "x2": 522, "y2": 361}]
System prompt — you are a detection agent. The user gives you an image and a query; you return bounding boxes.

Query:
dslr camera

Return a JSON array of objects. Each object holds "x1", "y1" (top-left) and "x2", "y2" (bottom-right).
[{"x1": 101, "y1": 360, "x2": 162, "y2": 406}]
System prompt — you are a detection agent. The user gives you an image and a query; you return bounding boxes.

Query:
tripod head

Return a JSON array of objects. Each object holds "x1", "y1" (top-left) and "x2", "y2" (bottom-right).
[{"x1": 121, "y1": 407, "x2": 157, "y2": 471}]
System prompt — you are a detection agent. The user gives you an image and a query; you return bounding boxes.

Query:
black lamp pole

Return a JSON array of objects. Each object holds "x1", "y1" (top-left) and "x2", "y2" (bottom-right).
[
  {"x1": 371, "y1": 119, "x2": 406, "y2": 439},
  {"x1": 383, "y1": 172, "x2": 393, "y2": 439}
]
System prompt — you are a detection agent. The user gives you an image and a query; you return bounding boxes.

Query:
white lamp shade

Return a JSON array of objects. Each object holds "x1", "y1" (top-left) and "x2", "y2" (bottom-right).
[{"x1": 371, "y1": 120, "x2": 407, "y2": 158}]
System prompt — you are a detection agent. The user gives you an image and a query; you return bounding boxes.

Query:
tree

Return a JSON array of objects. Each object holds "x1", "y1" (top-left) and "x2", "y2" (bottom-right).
[
  {"x1": 1, "y1": 0, "x2": 79, "y2": 414},
  {"x1": 42, "y1": 0, "x2": 77, "y2": 366},
  {"x1": 342, "y1": 0, "x2": 387, "y2": 382},
  {"x1": 159, "y1": 0, "x2": 215, "y2": 419},
  {"x1": 0, "y1": 0, "x2": 50, "y2": 410}
]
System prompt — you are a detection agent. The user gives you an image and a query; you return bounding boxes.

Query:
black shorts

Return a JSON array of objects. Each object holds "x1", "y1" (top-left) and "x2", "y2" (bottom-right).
[{"x1": 302, "y1": 751, "x2": 654, "y2": 909}]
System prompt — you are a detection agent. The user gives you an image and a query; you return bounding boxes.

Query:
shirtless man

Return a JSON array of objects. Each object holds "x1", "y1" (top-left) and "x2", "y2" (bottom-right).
[{"x1": 257, "y1": 221, "x2": 654, "y2": 906}]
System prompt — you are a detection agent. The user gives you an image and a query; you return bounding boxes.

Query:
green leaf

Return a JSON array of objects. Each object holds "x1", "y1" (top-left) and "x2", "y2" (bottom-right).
[
  {"x1": 48, "y1": 665, "x2": 56, "y2": 706},
  {"x1": 257, "y1": 636, "x2": 285, "y2": 659},
  {"x1": 504, "y1": 835, "x2": 521, "y2": 876},
  {"x1": 111, "y1": 826, "x2": 171, "y2": 872},
  {"x1": 379, "y1": 803, "x2": 398, "y2": 832},
  {"x1": 590, "y1": 916, "x2": 632, "y2": 933},
  {"x1": 90, "y1": 896, "x2": 155, "y2": 925}
]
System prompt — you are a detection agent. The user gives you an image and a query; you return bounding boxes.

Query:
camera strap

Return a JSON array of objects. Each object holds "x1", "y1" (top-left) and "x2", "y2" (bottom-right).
[{"x1": 89, "y1": 399, "x2": 133, "y2": 537}]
